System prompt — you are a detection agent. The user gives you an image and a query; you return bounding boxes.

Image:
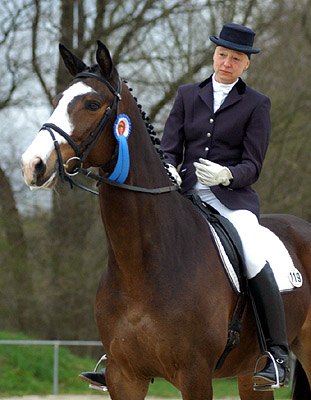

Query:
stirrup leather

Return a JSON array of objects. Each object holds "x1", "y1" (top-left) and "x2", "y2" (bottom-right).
[
  {"x1": 94, "y1": 353, "x2": 107, "y2": 372},
  {"x1": 253, "y1": 351, "x2": 289, "y2": 391}
]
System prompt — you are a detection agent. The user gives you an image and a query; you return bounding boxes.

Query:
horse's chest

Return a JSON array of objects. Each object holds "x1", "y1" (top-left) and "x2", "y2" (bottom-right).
[
  {"x1": 110, "y1": 308, "x2": 157, "y2": 350},
  {"x1": 107, "y1": 308, "x2": 172, "y2": 373}
]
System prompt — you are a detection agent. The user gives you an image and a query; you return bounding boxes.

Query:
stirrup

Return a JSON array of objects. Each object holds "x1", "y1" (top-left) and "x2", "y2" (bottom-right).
[
  {"x1": 253, "y1": 351, "x2": 283, "y2": 391},
  {"x1": 94, "y1": 353, "x2": 107, "y2": 372},
  {"x1": 88, "y1": 354, "x2": 108, "y2": 392},
  {"x1": 89, "y1": 384, "x2": 108, "y2": 392}
]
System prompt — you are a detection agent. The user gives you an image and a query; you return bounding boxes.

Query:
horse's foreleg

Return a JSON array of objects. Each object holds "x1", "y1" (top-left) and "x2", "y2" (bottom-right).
[
  {"x1": 105, "y1": 363, "x2": 150, "y2": 400},
  {"x1": 177, "y1": 370, "x2": 213, "y2": 400},
  {"x1": 238, "y1": 374, "x2": 274, "y2": 400},
  {"x1": 107, "y1": 379, "x2": 150, "y2": 399},
  {"x1": 107, "y1": 380, "x2": 150, "y2": 400}
]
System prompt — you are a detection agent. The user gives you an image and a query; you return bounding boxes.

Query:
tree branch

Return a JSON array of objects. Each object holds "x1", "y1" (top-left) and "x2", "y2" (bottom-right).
[{"x1": 31, "y1": 0, "x2": 54, "y2": 105}]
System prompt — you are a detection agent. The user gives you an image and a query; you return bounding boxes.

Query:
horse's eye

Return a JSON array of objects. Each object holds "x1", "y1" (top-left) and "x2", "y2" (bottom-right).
[{"x1": 85, "y1": 100, "x2": 101, "y2": 111}]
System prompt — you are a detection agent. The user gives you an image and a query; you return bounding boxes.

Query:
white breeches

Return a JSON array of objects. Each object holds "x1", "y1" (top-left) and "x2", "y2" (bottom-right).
[{"x1": 195, "y1": 184, "x2": 267, "y2": 279}]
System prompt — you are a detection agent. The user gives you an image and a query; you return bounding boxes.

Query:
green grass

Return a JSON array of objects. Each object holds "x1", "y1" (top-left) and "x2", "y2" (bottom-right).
[
  {"x1": 0, "y1": 331, "x2": 291, "y2": 398},
  {"x1": 0, "y1": 331, "x2": 97, "y2": 396},
  {"x1": 212, "y1": 378, "x2": 291, "y2": 399}
]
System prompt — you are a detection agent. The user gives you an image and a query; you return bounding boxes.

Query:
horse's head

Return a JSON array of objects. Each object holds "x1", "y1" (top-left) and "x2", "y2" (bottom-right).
[{"x1": 22, "y1": 41, "x2": 122, "y2": 189}]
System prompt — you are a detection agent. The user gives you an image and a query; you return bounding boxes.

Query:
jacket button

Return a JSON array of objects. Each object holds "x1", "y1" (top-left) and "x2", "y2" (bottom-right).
[
  {"x1": 207, "y1": 132, "x2": 211, "y2": 137},
  {"x1": 210, "y1": 118, "x2": 214, "y2": 123},
  {"x1": 205, "y1": 147, "x2": 209, "y2": 151}
]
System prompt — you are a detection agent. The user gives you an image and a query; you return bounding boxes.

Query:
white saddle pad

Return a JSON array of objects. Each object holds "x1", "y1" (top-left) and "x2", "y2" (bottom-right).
[{"x1": 208, "y1": 223, "x2": 303, "y2": 294}]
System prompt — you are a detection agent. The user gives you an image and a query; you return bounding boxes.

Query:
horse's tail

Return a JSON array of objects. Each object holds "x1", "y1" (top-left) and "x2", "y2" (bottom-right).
[{"x1": 291, "y1": 359, "x2": 311, "y2": 400}]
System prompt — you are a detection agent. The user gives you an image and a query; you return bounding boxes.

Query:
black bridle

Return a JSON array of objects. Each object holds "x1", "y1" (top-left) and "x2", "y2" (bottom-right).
[
  {"x1": 42, "y1": 72, "x2": 122, "y2": 183},
  {"x1": 40, "y1": 72, "x2": 178, "y2": 195}
]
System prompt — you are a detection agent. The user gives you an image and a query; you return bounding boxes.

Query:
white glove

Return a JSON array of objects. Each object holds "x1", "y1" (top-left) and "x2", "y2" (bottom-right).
[
  {"x1": 166, "y1": 164, "x2": 182, "y2": 186},
  {"x1": 194, "y1": 158, "x2": 233, "y2": 187}
]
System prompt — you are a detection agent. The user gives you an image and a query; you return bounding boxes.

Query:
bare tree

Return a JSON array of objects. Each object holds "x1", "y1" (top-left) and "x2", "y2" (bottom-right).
[
  {"x1": 248, "y1": 0, "x2": 311, "y2": 220},
  {"x1": 0, "y1": 167, "x2": 34, "y2": 330},
  {"x1": 0, "y1": 1, "x2": 34, "y2": 108},
  {"x1": 1, "y1": 0, "x2": 310, "y2": 340}
]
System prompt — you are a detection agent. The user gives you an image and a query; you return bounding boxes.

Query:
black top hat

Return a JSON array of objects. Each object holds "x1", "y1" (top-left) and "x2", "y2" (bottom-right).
[{"x1": 210, "y1": 23, "x2": 260, "y2": 54}]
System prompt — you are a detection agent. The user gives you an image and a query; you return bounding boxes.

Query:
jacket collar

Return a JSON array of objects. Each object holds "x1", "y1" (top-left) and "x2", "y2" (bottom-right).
[
  {"x1": 198, "y1": 75, "x2": 246, "y2": 114},
  {"x1": 199, "y1": 75, "x2": 246, "y2": 94}
]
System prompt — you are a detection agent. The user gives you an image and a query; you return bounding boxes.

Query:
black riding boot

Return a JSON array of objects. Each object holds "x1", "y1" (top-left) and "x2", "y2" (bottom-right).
[
  {"x1": 248, "y1": 262, "x2": 290, "y2": 390},
  {"x1": 79, "y1": 368, "x2": 106, "y2": 387}
]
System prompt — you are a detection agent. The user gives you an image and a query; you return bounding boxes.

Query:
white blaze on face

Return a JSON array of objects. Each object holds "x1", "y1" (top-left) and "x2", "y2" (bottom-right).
[{"x1": 22, "y1": 82, "x2": 94, "y2": 169}]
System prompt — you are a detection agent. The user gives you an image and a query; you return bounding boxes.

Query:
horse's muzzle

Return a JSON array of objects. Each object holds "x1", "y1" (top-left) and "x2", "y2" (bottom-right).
[{"x1": 22, "y1": 155, "x2": 56, "y2": 189}]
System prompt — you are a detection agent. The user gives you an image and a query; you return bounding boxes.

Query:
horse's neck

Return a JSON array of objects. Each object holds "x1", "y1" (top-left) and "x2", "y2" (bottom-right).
[
  {"x1": 128, "y1": 111, "x2": 170, "y2": 188},
  {"x1": 99, "y1": 109, "x2": 180, "y2": 276}
]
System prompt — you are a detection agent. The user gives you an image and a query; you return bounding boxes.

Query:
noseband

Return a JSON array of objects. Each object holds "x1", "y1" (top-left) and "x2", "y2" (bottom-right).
[{"x1": 40, "y1": 72, "x2": 178, "y2": 195}]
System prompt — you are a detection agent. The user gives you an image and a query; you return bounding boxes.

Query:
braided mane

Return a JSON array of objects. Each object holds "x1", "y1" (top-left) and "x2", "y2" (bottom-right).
[{"x1": 123, "y1": 80, "x2": 177, "y2": 185}]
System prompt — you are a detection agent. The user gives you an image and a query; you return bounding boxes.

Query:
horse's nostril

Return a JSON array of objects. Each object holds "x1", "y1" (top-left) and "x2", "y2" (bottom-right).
[{"x1": 33, "y1": 157, "x2": 46, "y2": 178}]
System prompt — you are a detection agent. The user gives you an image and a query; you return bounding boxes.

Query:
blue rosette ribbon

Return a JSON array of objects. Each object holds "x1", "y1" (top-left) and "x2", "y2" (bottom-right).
[{"x1": 108, "y1": 114, "x2": 131, "y2": 183}]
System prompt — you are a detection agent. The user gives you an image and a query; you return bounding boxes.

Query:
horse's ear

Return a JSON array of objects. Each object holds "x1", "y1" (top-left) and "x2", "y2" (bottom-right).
[
  {"x1": 96, "y1": 40, "x2": 114, "y2": 78},
  {"x1": 59, "y1": 43, "x2": 87, "y2": 76}
]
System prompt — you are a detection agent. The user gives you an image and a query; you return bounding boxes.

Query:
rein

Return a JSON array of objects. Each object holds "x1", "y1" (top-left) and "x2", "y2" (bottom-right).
[
  {"x1": 71, "y1": 168, "x2": 179, "y2": 195},
  {"x1": 42, "y1": 72, "x2": 179, "y2": 195}
]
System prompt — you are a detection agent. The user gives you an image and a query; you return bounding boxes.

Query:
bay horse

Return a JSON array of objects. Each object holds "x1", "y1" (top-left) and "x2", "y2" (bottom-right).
[{"x1": 21, "y1": 41, "x2": 311, "y2": 400}]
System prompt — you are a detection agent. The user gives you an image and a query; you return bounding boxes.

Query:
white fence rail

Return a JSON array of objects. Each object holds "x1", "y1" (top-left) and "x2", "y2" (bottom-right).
[
  {"x1": 0, "y1": 340, "x2": 297, "y2": 395},
  {"x1": 0, "y1": 339, "x2": 102, "y2": 395}
]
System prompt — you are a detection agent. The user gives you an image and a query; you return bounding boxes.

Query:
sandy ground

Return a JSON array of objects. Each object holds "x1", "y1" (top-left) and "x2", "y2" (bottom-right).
[
  {"x1": 0, "y1": 397, "x2": 183, "y2": 400},
  {"x1": 0, "y1": 396, "x2": 239, "y2": 400},
  {"x1": 0, "y1": 397, "x2": 181, "y2": 400}
]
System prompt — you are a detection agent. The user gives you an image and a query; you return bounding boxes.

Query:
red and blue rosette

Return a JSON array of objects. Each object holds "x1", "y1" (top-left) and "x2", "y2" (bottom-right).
[{"x1": 108, "y1": 114, "x2": 131, "y2": 183}]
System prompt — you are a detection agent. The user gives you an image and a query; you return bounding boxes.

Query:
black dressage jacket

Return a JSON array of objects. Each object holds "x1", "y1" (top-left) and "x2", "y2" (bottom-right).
[{"x1": 160, "y1": 75, "x2": 271, "y2": 218}]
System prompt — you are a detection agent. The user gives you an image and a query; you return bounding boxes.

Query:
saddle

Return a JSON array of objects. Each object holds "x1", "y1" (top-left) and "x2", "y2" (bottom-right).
[
  {"x1": 185, "y1": 194, "x2": 246, "y2": 283},
  {"x1": 185, "y1": 194, "x2": 248, "y2": 370}
]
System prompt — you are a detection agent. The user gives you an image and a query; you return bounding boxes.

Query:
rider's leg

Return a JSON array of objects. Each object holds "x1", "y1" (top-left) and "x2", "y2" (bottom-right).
[
  {"x1": 248, "y1": 263, "x2": 289, "y2": 388},
  {"x1": 79, "y1": 354, "x2": 107, "y2": 387},
  {"x1": 79, "y1": 368, "x2": 106, "y2": 387},
  {"x1": 195, "y1": 188, "x2": 289, "y2": 389}
]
